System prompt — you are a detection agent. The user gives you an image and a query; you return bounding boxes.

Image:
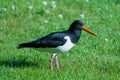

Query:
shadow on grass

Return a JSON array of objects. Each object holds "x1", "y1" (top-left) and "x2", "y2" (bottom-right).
[{"x1": 0, "y1": 59, "x2": 39, "y2": 68}]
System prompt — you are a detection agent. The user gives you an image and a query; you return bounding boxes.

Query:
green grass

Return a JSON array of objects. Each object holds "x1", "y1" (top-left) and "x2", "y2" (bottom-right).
[{"x1": 0, "y1": 0, "x2": 120, "y2": 80}]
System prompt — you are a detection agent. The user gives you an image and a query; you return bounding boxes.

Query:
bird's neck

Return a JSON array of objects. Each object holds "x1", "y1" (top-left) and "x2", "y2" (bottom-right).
[{"x1": 68, "y1": 29, "x2": 81, "y2": 43}]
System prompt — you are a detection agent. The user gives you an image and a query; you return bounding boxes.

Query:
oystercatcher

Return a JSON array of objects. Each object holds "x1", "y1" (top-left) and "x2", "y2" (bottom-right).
[{"x1": 17, "y1": 20, "x2": 96, "y2": 71}]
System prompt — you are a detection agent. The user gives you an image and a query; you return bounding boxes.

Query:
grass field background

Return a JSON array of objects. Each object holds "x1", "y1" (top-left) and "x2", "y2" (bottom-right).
[{"x1": 0, "y1": 0, "x2": 120, "y2": 80}]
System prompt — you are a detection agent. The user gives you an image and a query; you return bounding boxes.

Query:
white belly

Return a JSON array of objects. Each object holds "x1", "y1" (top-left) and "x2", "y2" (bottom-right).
[{"x1": 56, "y1": 36, "x2": 75, "y2": 52}]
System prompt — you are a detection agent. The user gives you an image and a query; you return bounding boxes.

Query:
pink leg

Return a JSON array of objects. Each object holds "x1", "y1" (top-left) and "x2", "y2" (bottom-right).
[
  {"x1": 54, "y1": 55, "x2": 60, "y2": 70},
  {"x1": 50, "y1": 58, "x2": 53, "y2": 71}
]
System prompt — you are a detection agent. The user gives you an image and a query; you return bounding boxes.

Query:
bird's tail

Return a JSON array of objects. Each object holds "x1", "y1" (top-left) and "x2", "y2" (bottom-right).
[
  {"x1": 17, "y1": 41, "x2": 37, "y2": 49},
  {"x1": 17, "y1": 43, "x2": 29, "y2": 49}
]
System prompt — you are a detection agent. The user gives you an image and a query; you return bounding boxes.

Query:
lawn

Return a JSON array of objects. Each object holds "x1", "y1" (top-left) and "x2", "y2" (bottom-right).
[{"x1": 0, "y1": 0, "x2": 120, "y2": 80}]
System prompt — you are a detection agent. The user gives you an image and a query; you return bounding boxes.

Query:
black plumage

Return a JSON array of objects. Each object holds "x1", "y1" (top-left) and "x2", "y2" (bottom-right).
[{"x1": 17, "y1": 20, "x2": 83, "y2": 49}]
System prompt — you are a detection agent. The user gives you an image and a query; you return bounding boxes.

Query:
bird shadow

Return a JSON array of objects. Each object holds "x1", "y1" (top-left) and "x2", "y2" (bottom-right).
[{"x1": 0, "y1": 59, "x2": 40, "y2": 68}]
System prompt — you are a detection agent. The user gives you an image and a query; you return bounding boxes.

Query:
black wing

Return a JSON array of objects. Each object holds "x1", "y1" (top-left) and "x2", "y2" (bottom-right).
[{"x1": 17, "y1": 32, "x2": 67, "y2": 49}]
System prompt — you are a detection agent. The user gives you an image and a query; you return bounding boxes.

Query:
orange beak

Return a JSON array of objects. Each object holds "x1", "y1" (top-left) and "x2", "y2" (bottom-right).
[{"x1": 82, "y1": 26, "x2": 96, "y2": 36}]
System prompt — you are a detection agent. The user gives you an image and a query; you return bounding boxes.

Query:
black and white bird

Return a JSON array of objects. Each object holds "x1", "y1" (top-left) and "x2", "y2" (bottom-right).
[{"x1": 17, "y1": 20, "x2": 96, "y2": 71}]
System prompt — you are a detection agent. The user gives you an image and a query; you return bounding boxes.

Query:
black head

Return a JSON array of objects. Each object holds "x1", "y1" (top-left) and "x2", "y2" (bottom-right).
[
  {"x1": 68, "y1": 20, "x2": 96, "y2": 36},
  {"x1": 68, "y1": 20, "x2": 84, "y2": 31}
]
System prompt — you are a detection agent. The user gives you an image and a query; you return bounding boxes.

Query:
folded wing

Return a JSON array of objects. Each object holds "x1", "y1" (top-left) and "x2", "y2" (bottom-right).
[{"x1": 17, "y1": 32, "x2": 67, "y2": 49}]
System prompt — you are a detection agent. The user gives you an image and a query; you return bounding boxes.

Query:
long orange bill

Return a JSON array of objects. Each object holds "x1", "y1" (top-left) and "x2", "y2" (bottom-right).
[{"x1": 82, "y1": 26, "x2": 97, "y2": 36}]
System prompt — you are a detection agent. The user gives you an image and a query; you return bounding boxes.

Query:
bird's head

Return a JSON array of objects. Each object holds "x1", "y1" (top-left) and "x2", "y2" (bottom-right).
[{"x1": 69, "y1": 20, "x2": 96, "y2": 36}]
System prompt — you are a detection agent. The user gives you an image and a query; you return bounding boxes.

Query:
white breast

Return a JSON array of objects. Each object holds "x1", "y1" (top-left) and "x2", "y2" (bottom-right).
[{"x1": 56, "y1": 36, "x2": 75, "y2": 52}]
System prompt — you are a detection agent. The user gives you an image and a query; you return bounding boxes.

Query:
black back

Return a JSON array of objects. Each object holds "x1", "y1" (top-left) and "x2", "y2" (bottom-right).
[{"x1": 17, "y1": 20, "x2": 83, "y2": 49}]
